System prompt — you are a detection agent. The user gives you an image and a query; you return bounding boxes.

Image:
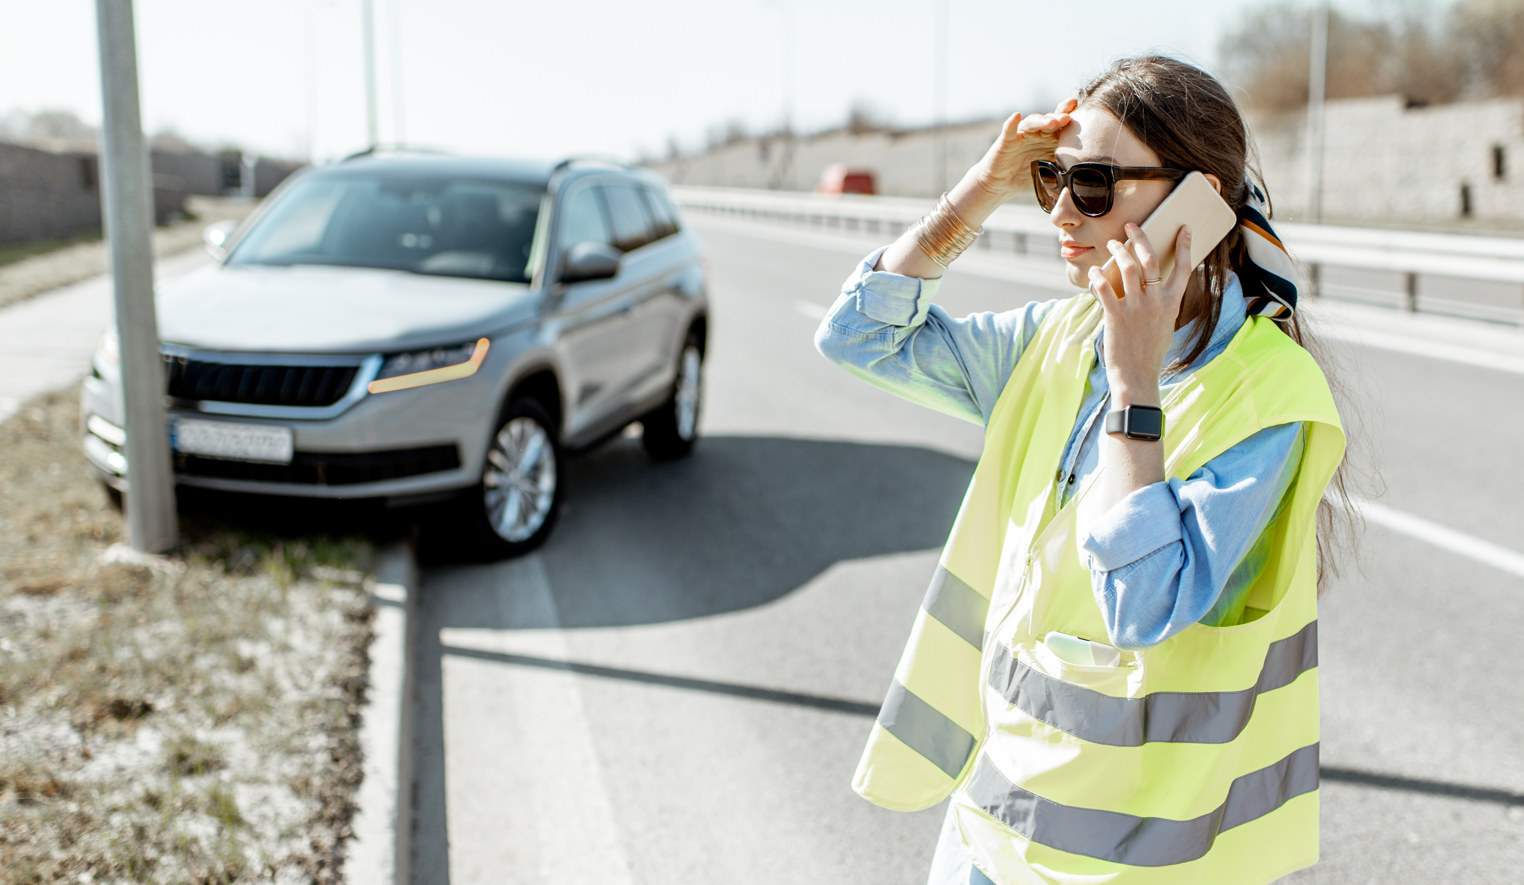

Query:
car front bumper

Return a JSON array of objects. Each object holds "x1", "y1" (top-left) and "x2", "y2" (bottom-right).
[{"x1": 80, "y1": 344, "x2": 508, "y2": 502}]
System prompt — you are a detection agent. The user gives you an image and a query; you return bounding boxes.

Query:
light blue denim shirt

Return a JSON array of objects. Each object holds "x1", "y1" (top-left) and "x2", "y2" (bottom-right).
[{"x1": 815, "y1": 247, "x2": 1305, "y2": 650}]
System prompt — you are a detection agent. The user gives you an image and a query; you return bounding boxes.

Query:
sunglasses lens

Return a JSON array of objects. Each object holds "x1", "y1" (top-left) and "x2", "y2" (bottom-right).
[
  {"x1": 1069, "y1": 167, "x2": 1110, "y2": 216},
  {"x1": 1034, "y1": 165, "x2": 1061, "y2": 212}
]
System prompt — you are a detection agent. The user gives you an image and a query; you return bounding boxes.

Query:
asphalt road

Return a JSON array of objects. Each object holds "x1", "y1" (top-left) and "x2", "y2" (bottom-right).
[{"x1": 410, "y1": 217, "x2": 1524, "y2": 885}]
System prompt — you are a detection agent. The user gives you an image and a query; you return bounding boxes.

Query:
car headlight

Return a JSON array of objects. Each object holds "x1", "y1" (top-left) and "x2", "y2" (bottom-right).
[
  {"x1": 368, "y1": 338, "x2": 490, "y2": 394},
  {"x1": 96, "y1": 327, "x2": 120, "y2": 364}
]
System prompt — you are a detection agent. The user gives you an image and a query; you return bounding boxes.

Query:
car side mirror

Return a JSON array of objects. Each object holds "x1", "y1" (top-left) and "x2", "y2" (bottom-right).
[
  {"x1": 560, "y1": 241, "x2": 622, "y2": 284},
  {"x1": 202, "y1": 219, "x2": 239, "y2": 261}
]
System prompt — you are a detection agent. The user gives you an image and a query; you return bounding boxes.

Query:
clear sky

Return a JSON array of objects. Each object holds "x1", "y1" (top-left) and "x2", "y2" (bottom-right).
[{"x1": 0, "y1": 0, "x2": 1377, "y2": 164}]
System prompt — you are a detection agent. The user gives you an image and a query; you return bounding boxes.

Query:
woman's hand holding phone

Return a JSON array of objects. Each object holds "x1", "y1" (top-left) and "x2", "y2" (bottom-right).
[{"x1": 1087, "y1": 223, "x2": 1193, "y2": 407}]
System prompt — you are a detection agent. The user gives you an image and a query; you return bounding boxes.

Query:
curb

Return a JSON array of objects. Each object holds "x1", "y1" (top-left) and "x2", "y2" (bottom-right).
[{"x1": 345, "y1": 540, "x2": 419, "y2": 885}]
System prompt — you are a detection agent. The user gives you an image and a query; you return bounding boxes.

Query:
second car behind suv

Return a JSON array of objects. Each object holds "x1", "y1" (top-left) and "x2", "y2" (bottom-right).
[{"x1": 82, "y1": 153, "x2": 708, "y2": 557}]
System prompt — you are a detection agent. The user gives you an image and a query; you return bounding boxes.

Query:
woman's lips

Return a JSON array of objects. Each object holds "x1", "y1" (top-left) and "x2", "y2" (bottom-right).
[{"x1": 1060, "y1": 242, "x2": 1093, "y2": 260}]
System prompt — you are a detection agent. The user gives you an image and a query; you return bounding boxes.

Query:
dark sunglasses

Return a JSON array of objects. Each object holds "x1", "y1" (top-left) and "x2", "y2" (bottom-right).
[{"x1": 1031, "y1": 160, "x2": 1188, "y2": 217}]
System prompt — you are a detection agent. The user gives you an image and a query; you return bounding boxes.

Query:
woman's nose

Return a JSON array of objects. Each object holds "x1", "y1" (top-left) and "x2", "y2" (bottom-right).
[{"x1": 1049, "y1": 187, "x2": 1084, "y2": 228}]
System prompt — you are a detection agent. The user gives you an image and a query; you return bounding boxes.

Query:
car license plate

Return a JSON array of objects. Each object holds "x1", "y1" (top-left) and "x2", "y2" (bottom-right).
[{"x1": 170, "y1": 418, "x2": 294, "y2": 464}]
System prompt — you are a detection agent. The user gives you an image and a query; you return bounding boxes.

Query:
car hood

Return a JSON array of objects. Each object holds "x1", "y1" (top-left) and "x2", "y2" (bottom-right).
[{"x1": 156, "y1": 264, "x2": 538, "y2": 353}]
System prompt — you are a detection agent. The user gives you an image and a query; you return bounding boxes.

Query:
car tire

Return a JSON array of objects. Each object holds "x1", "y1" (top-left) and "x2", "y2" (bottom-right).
[
  {"x1": 641, "y1": 332, "x2": 703, "y2": 461},
  {"x1": 467, "y1": 397, "x2": 564, "y2": 559}
]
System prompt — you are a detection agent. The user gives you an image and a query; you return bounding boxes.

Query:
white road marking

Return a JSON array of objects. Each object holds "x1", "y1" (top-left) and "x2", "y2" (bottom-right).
[
  {"x1": 441, "y1": 556, "x2": 636, "y2": 885},
  {"x1": 793, "y1": 300, "x2": 827, "y2": 321},
  {"x1": 1319, "y1": 326, "x2": 1524, "y2": 376},
  {"x1": 1356, "y1": 498, "x2": 1524, "y2": 580}
]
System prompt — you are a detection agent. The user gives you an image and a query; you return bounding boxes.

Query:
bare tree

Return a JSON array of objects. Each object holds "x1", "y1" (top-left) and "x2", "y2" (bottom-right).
[
  {"x1": 1453, "y1": 0, "x2": 1524, "y2": 96},
  {"x1": 1218, "y1": 1, "x2": 1478, "y2": 112}
]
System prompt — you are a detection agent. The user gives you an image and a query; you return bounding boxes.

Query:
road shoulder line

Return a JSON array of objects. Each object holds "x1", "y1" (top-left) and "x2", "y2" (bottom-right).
[
  {"x1": 345, "y1": 540, "x2": 420, "y2": 885},
  {"x1": 1357, "y1": 498, "x2": 1524, "y2": 580}
]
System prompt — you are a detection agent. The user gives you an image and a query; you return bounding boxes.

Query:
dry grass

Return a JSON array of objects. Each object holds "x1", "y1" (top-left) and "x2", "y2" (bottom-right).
[{"x1": 0, "y1": 385, "x2": 377, "y2": 884}]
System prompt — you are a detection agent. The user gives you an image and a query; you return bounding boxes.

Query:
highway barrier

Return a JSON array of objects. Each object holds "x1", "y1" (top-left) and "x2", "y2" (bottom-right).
[{"x1": 672, "y1": 186, "x2": 1524, "y2": 327}]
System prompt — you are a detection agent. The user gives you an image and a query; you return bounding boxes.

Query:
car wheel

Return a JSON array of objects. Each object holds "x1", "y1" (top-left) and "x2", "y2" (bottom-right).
[
  {"x1": 641, "y1": 333, "x2": 703, "y2": 461},
  {"x1": 469, "y1": 397, "x2": 563, "y2": 559}
]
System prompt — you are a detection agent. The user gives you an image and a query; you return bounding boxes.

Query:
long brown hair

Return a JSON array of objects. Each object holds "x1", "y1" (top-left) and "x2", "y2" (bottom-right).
[{"x1": 1078, "y1": 55, "x2": 1363, "y2": 589}]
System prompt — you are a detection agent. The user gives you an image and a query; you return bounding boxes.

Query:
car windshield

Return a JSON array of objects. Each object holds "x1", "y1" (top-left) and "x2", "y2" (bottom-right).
[{"x1": 227, "y1": 171, "x2": 546, "y2": 283}]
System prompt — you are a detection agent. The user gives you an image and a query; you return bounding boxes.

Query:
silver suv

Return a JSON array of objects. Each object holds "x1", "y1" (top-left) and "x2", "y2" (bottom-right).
[{"x1": 82, "y1": 153, "x2": 708, "y2": 556}]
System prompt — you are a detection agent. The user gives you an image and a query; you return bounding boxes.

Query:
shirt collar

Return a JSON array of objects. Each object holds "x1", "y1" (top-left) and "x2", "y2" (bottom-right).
[{"x1": 1095, "y1": 272, "x2": 1247, "y2": 375}]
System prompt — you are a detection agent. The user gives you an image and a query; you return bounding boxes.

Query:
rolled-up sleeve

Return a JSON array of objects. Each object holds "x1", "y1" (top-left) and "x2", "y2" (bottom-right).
[
  {"x1": 814, "y1": 247, "x2": 1059, "y2": 425},
  {"x1": 1079, "y1": 422, "x2": 1306, "y2": 650}
]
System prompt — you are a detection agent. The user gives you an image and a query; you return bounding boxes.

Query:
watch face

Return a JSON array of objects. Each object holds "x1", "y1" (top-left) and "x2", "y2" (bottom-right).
[{"x1": 1128, "y1": 407, "x2": 1164, "y2": 440}]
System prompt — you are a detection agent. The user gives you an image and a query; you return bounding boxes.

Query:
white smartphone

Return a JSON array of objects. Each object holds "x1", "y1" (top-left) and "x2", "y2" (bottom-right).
[
  {"x1": 1043, "y1": 631, "x2": 1121, "y2": 668},
  {"x1": 1099, "y1": 171, "x2": 1236, "y2": 297}
]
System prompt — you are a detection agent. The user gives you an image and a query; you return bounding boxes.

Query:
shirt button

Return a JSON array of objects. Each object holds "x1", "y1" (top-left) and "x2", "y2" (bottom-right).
[
  {"x1": 1067, "y1": 474, "x2": 1076, "y2": 485},
  {"x1": 1056, "y1": 469, "x2": 1064, "y2": 482}
]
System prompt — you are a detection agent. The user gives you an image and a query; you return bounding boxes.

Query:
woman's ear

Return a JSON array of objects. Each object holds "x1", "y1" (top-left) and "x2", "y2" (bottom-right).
[{"x1": 1203, "y1": 173, "x2": 1223, "y2": 195}]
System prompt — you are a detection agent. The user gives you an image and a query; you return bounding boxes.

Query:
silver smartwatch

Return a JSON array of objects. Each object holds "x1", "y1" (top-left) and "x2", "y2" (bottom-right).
[{"x1": 1104, "y1": 404, "x2": 1164, "y2": 441}]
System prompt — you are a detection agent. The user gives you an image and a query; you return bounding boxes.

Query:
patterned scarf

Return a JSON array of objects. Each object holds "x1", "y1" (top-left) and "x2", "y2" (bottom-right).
[{"x1": 1234, "y1": 181, "x2": 1299, "y2": 320}]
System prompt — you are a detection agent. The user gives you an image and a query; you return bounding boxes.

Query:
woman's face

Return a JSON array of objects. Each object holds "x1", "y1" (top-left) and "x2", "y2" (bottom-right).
[{"x1": 1049, "y1": 105, "x2": 1178, "y2": 289}]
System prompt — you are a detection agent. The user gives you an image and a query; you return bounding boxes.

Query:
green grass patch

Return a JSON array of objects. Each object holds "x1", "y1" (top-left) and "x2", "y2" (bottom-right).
[{"x1": 0, "y1": 231, "x2": 103, "y2": 269}]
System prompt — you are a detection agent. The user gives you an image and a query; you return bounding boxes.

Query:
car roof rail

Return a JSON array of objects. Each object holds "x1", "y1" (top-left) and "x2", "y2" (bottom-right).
[
  {"x1": 340, "y1": 144, "x2": 451, "y2": 162},
  {"x1": 551, "y1": 155, "x2": 634, "y2": 174}
]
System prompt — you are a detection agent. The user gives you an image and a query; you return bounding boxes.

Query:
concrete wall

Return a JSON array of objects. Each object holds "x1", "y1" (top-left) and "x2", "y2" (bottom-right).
[
  {"x1": 0, "y1": 142, "x2": 102, "y2": 245},
  {"x1": 1249, "y1": 95, "x2": 1524, "y2": 224},
  {"x1": 650, "y1": 120, "x2": 1031, "y2": 202},
  {"x1": 0, "y1": 142, "x2": 305, "y2": 246},
  {"x1": 653, "y1": 95, "x2": 1524, "y2": 225}
]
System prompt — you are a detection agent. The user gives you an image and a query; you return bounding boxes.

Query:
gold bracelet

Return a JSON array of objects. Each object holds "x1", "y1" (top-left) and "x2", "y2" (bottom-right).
[{"x1": 911, "y1": 194, "x2": 983, "y2": 268}]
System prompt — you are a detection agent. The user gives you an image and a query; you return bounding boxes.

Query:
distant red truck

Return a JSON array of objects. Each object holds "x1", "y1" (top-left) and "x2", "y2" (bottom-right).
[{"x1": 816, "y1": 164, "x2": 876, "y2": 195}]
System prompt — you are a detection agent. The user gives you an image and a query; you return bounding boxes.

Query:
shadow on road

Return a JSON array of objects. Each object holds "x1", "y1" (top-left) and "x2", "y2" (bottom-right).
[
  {"x1": 423, "y1": 433, "x2": 977, "y2": 628},
  {"x1": 410, "y1": 434, "x2": 974, "y2": 885}
]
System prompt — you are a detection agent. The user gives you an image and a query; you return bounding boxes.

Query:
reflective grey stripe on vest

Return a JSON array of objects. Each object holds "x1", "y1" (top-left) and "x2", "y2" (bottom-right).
[
  {"x1": 922, "y1": 566, "x2": 987, "y2": 650},
  {"x1": 879, "y1": 680, "x2": 976, "y2": 778},
  {"x1": 987, "y1": 620, "x2": 1318, "y2": 747},
  {"x1": 963, "y1": 742, "x2": 1320, "y2": 867}
]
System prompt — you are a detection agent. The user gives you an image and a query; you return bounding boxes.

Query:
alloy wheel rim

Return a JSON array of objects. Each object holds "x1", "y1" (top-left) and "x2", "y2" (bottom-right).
[
  {"x1": 675, "y1": 345, "x2": 702, "y2": 441},
  {"x1": 482, "y1": 416, "x2": 557, "y2": 542}
]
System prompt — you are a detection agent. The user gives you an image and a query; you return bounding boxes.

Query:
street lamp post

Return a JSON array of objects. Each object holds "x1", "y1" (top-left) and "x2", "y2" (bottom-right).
[
  {"x1": 362, "y1": 0, "x2": 379, "y2": 149},
  {"x1": 934, "y1": 0, "x2": 949, "y2": 195},
  {"x1": 763, "y1": 0, "x2": 795, "y2": 190},
  {"x1": 94, "y1": 0, "x2": 177, "y2": 553},
  {"x1": 390, "y1": 0, "x2": 407, "y2": 146},
  {"x1": 1304, "y1": 1, "x2": 1328, "y2": 224}
]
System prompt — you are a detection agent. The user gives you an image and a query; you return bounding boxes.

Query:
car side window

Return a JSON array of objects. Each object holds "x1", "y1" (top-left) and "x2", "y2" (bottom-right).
[
  {"x1": 559, "y1": 185, "x2": 612, "y2": 249},
  {"x1": 601, "y1": 184, "x2": 655, "y2": 253},
  {"x1": 640, "y1": 187, "x2": 680, "y2": 241}
]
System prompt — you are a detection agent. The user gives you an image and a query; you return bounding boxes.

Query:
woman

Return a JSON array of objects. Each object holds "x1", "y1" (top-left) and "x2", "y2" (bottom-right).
[{"x1": 816, "y1": 57, "x2": 1346, "y2": 885}]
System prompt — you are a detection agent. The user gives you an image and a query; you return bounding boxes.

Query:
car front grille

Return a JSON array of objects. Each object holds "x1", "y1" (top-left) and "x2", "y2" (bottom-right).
[
  {"x1": 175, "y1": 444, "x2": 461, "y2": 486},
  {"x1": 165, "y1": 358, "x2": 360, "y2": 407}
]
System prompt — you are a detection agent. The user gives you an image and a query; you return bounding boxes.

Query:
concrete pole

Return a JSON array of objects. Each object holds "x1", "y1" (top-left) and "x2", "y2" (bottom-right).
[
  {"x1": 762, "y1": 0, "x2": 794, "y2": 190},
  {"x1": 362, "y1": 0, "x2": 378, "y2": 148},
  {"x1": 95, "y1": 0, "x2": 177, "y2": 553},
  {"x1": 934, "y1": 0, "x2": 949, "y2": 195},
  {"x1": 389, "y1": 0, "x2": 407, "y2": 145},
  {"x1": 1304, "y1": 1, "x2": 1328, "y2": 225}
]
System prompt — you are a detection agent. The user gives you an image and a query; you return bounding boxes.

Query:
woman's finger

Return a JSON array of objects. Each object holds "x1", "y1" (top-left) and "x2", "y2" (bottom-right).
[
  {"x1": 1056, "y1": 97, "x2": 1079, "y2": 114},
  {"x1": 1164, "y1": 226, "x2": 1194, "y2": 294},
  {"x1": 1107, "y1": 239, "x2": 1142, "y2": 300},
  {"x1": 998, "y1": 112, "x2": 1023, "y2": 144},
  {"x1": 1088, "y1": 266, "x2": 1122, "y2": 310},
  {"x1": 1124, "y1": 223, "x2": 1161, "y2": 285}
]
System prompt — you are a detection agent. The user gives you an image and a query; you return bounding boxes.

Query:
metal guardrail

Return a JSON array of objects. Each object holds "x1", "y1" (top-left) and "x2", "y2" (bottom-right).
[{"x1": 673, "y1": 186, "x2": 1524, "y2": 326}]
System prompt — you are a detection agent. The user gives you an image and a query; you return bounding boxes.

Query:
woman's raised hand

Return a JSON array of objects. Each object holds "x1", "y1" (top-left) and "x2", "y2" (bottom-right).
[
  {"x1": 876, "y1": 98, "x2": 1077, "y2": 279},
  {"x1": 973, "y1": 98, "x2": 1078, "y2": 200}
]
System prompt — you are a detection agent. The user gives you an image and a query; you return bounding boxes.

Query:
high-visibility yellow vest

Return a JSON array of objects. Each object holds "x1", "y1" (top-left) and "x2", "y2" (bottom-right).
[{"x1": 852, "y1": 292, "x2": 1345, "y2": 885}]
